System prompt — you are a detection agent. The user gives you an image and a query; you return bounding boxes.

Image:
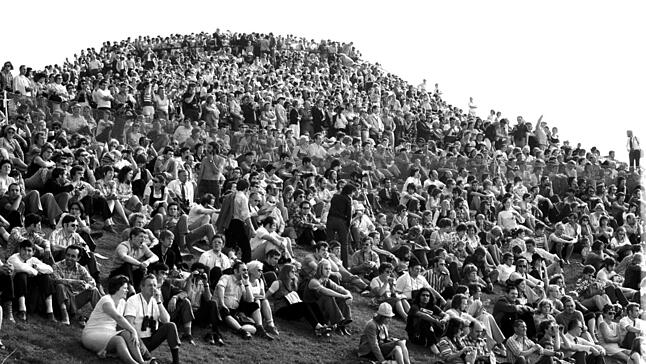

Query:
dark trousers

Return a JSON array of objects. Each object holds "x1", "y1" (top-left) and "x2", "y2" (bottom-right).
[
  {"x1": 13, "y1": 272, "x2": 54, "y2": 313},
  {"x1": 141, "y1": 322, "x2": 180, "y2": 352},
  {"x1": 170, "y1": 297, "x2": 195, "y2": 326},
  {"x1": 312, "y1": 295, "x2": 351, "y2": 326},
  {"x1": 0, "y1": 273, "x2": 14, "y2": 303},
  {"x1": 276, "y1": 301, "x2": 325, "y2": 328},
  {"x1": 110, "y1": 263, "x2": 145, "y2": 292},
  {"x1": 225, "y1": 219, "x2": 251, "y2": 262},
  {"x1": 572, "y1": 351, "x2": 606, "y2": 364},
  {"x1": 297, "y1": 227, "x2": 327, "y2": 248},
  {"x1": 194, "y1": 299, "x2": 223, "y2": 333},
  {"x1": 629, "y1": 149, "x2": 641, "y2": 169},
  {"x1": 54, "y1": 284, "x2": 101, "y2": 316},
  {"x1": 326, "y1": 216, "x2": 350, "y2": 266}
]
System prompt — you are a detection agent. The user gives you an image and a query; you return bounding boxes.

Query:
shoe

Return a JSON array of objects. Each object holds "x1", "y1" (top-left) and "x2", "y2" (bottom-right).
[
  {"x1": 335, "y1": 326, "x2": 347, "y2": 336},
  {"x1": 204, "y1": 333, "x2": 215, "y2": 345},
  {"x1": 17, "y1": 311, "x2": 26, "y2": 322},
  {"x1": 47, "y1": 312, "x2": 57, "y2": 322},
  {"x1": 181, "y1": 334, "x2": 196, "y2": 346},
  {"x1": 266, "y1": 325, "x2": 279, "y2": 337},
  {"x1": 315, "y1": 326, "x2": 331, "y2": 337},
  {"x1": 360, "y1": 290, "x2": 372, "y2": 298},
  {"x1": 212, "y1": 332, "x2": 225, "y2": 346},
  {"x1": 77, "y1": 316, "x2": 87, "y2": 328},
  {"x1": 338, "y1": 318, "x2": 353, "y2": 327},
  {"x1": 256, "y1": 326, "x2": 275, "y2": 341},
  {"x1": 237, "y1": 329, "x2": 252, "y2": 340},
  {"x1": 341, "y1": 327, "x2": 351, "y2": 336},
  {"x1": 0, "y1": 341, "x2": 5, "y2": 350}
]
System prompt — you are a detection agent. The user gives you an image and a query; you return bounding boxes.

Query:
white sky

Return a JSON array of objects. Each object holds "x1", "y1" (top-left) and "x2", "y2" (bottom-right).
[{"x1": 1, "y1": 0, "x2": 644, "y2": 161}]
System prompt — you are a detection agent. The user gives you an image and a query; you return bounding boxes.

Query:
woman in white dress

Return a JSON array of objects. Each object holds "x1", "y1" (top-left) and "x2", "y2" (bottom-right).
[
  {"x1": 598, "y1": 304, "x2": 630, "y2": 362},
  {"x1": 82, "y1": 275, "x2": 149, "y2": 364}
]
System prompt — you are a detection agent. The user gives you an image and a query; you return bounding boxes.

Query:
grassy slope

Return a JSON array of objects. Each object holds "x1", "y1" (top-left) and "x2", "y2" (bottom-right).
[{"x1": 0, "y1": 225, "x2": 582, "y2": 364}]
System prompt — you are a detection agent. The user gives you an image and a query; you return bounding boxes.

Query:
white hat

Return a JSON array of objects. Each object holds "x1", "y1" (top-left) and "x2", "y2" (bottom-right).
[{"x1": 376, "y1": 302, "x2": 395, "y2": 317}]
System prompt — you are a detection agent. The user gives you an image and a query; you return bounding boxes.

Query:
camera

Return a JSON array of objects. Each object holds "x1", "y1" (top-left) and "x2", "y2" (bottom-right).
[{"x1": 141, "y1": 315, "x2": 158, "y2": 332}]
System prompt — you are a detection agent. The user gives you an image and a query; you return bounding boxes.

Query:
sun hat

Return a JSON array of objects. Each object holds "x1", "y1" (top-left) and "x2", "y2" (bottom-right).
[{"x1": 376, "y1": 302, "x2": 395, "y2": 317}]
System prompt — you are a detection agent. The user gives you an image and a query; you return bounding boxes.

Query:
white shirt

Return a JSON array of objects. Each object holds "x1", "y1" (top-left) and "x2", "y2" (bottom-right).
[
  {"x1": 198, "y1": 250, "x2": 231, "y2": 270},
  {"x1": 7, "y1": 253, "x2": 53, "y2": 275},
  {"x1": 124, "y1": 293, "x2": 160, "y2": 339},
  {"x1": 395, "y1": 272, "x2": 430, "y2": 300},
  {"x1": 93, "y1": 88, "x2": 112, "y2": 109},
  {"x1": 167, "y1": 179, "x2": 194, "y2": 206}
]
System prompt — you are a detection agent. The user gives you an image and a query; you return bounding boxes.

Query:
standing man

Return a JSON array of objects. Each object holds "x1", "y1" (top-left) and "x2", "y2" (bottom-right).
[
  {"x1": 326, "y1": 184, "x2": 356, "y2": 267},
  {"x1": 627, "y1": 130, "x2": 641, "y2": 171},
  {"x1": 225, "y1": 179, "x2": 254, "y2": 262}
]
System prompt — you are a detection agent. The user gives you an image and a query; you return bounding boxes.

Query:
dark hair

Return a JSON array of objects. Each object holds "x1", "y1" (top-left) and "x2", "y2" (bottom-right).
[
  {"x1": 451, "y1": 293, "x2": 468, "y2": 310},
  {"x1": 378, "y1": 262, "x2": 394, "y2": 274},
  {"x1": 61, "y1": 214, "x2": 76, "y2": 225},
  {"x1": 129, "y1": 227, "x2": 146, "y2": 239},
  {"x1": 24, "y1": 213, "x2": 42, "y2": 228},
  {"x1": 341, "y1": 183, "x2": 356, "y2": 196},
  {"x1": 315, "y1": 241, "x2": 329, "y2": 251},
  {"x1": 443, "y1": 318, "x2": 464, "y2": 339},
  {"x1": 149, "y1": 262, "x2": 170, "y2": 273},
  {"x1": 51, "y1": 167, "x2": 66, "y2": 179},
  {"x1": 19, "y1": 240, "x2": 34, "y2": 250},
  {"x1": 65, "y1": 245, "x2": 83, "y2": 256},
  {"x1": 117, "y1": 166, "x2": 133, "y2": 184},
  {"x1": 237, "y1": 179, "x2": 250, "y2": 191},
  {"x1": 107, "y1": 275, "x2": 130, "y2": 294},
  {"x1": 266, "y1": 249, "x2": 281, "y2": 258}
]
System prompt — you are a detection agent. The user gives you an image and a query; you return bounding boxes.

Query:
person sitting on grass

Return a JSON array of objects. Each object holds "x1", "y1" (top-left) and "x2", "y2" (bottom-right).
[
  {"x1": 124, "y1": 274, "x2": 181, "y2": 364},
  {"x1": 110, "y1": 227, "x2": 159, "y2": 292},
  {"x1": 266, "y1": 263, "x2": 331, "y2": 337},
  {"x1": 7, "y1": 239, "x2": 55, "y2": 322},
  {"x1": 216, "y1": 260, "x2": 275, "y2": 340},
  {"x1": 198, "y1": 234, "x2": 232, "y2": 288},
  {"x1": 358, "y1": 302, "x2": 411, "y2": 364},
  {"x1": 81, "y1": 275, "x2": 151, "y2": 364},
  {"x1": 369, "y1": 262, "x2": 410, "y2": 320},
  {"x1": 405, "y1": 287, "x2": 444, "y2": 354},
  {"x1": 303, "y1": 259, "x2": 354, "y2": 336},
  {"x1": 246, "y1": 260, "x2": 280, "y2": 337},
  {"x1": 349, "y1": 236, "x2": 380, "y2": 282},
  {"x1": 53, "y1": 245, "x2": 102, "y2": 326}
]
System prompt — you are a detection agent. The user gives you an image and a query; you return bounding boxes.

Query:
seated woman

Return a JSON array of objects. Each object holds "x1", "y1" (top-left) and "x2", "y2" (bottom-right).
[
  {"x1": 266, "y1": 263, "x2": 330, "y2": 337},
  {"x1": 246, "y1": 260, "x2": 279, "y2": 337},
  {"x1": 81, "y1": 275, "x2": 150, "y2": 364},
  {"x1": 358, "y1": 302, "x2": 411, "y2": 364},
  {"x1": 302, "y1": 259, "x2": 353, "y2": 335},
  {"x1": 369, "y1": 262, "x2": 409, "y2": 320},
  {"x1": 249, "y1": 216, "x2": 294, "y2": 261},
  {"x1": 115, "y1": 166, "x2": 144, "y2": 214},
  {"x1": 437, "y1": 318, "x2": 476, "y2": 364},
  {"x1": 597, "y1": 304, "x2": 630, "y2": 362},
  {"x1": 464, "y1": 284, "x2": 506, "y2": 351},
  {"x1": 533, "y1": 299, "x2": 557, "y2": 329},
  {"x1": 405, "y1": 287, "x2": 443, "y2": 353}
]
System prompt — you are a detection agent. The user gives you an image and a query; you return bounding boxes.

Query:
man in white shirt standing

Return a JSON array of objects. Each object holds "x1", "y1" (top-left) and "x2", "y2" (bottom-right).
[
  {"x1": 8, "y1": 240, "x2": 55, "y2": 321},
  {"x1": 12, "y1": 65, "x2": 32, "y2": 96},
  {"x1": 125, "y1": 274, "x2": 181, "y2": 364},
  {"x1": 627, "y1": 130, "x2": 641, "y2": 171}
]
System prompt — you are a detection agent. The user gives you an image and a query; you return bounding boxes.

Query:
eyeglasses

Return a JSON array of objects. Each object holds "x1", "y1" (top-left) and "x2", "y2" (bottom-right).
[
  {"x1": 69, "y1": 224, "x2": 79, "y2": 227},
  {"x1": 517, "y1": 264, "x2": 527, "y2": 268},
  {"x1": 420, "y1": 294, "x2": 431, "y2": 297}
]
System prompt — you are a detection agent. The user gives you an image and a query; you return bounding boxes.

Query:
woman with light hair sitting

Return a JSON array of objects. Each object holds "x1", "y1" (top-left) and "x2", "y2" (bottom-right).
[
  {"x1": 246, "y1": 260, "x2": 279, "y2": 337},
  {"x1": 303, "y1": 259, "x2": 353, "y2": 335}
]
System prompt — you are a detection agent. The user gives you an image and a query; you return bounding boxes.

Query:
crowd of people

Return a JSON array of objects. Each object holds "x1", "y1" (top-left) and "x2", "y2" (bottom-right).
[{"x1": 0, "y1": 29, "x2": 644, "y2": 364}]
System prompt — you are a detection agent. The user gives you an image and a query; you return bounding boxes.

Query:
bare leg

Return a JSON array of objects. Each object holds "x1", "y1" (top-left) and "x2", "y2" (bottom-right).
[{"x1": 105, "y1": 335, "x2": 138, "y2": 364}]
